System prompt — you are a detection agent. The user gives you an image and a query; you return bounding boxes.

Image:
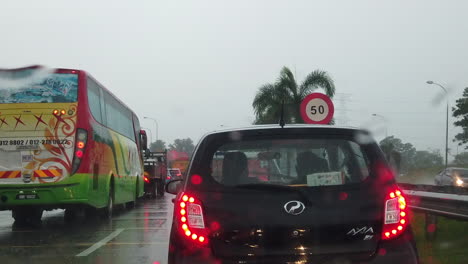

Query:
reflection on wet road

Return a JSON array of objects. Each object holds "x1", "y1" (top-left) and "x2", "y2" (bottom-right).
[{"x1": 0, "y1": 195, "x2": 174, "y2": 264}]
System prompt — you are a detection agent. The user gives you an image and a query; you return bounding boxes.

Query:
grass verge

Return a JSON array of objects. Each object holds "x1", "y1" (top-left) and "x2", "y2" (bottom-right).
[{"x1": 411, "y1": 212, "x2": 468, "y2": 264}]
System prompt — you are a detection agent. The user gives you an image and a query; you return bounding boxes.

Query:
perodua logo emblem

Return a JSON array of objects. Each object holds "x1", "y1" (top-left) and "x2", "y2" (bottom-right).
[{"x1": 284, "y1": 201, "x2": 305, "y2": 215}]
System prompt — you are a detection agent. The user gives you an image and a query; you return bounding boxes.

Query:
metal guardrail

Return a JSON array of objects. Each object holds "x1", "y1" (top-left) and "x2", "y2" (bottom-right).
[{"x1": 398, "y1": 183, "x2": 468, "y2": 219}]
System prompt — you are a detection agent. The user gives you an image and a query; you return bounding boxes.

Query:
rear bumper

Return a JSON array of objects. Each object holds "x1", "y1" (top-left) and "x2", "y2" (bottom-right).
[
  {"x1": 0, "y1": 174, "x2": 92, "y2": 210},
  {"x1": 168, "y1": 228, "x2": 419, "y2": 264},
  {"x1": 366, "y1": 230, "x2": 418, "y2": 264}
]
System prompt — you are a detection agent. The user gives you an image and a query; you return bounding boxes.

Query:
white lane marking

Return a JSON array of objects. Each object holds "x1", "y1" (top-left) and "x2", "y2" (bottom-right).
[{"x1": 76, "y1": 228, "x2": 125, "y2": 257}]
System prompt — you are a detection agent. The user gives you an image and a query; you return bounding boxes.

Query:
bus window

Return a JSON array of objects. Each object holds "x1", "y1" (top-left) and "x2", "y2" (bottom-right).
[
  {"x1": 0, "y1": 71, "x2": 78, "y2": 104},
  {"x1": 104, "y1": 91, "x2": 135, "y2": 141},
  {"x1": 87, "y1": 77, "x2": 102, "y2": 123}
]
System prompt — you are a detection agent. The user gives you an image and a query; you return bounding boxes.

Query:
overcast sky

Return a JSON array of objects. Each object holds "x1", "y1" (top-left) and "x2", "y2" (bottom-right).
[{"x1": 2, "y1": 0, "x2": 468, "y2": 156}]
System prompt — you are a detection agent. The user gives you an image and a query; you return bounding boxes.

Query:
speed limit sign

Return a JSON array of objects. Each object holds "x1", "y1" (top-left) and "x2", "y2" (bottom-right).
[{"x1": 300, "y1": 93, "x2": 334, "y2": 124}]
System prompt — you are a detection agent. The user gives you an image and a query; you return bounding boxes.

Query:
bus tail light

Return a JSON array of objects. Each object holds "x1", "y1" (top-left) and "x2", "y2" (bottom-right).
[
  {"x1": 52, "y1": 109, "x2": 66, "y2": 116},
  {"x1": 71, "y1": 128, "x2": 88, "y2": 175},
  {"x1": 177, "y1": 193, "x2": 209, "y2": 245},
  {"x1": 382, "y1": 188, "x2": 408, "y2": 240}
]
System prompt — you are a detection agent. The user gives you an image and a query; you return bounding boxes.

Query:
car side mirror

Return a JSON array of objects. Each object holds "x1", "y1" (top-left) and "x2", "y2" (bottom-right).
[{"x1": 166, "y1": 179, "x2": 183, "y2": 195}]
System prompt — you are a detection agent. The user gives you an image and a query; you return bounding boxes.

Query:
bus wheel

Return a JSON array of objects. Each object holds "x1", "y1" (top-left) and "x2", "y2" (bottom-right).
[
  {"x1": 12, "y1": 207, "x2": 43, "y2": 226},
  {"x1": 101, "y1": 187, "x2": 114, "y2": 220}
]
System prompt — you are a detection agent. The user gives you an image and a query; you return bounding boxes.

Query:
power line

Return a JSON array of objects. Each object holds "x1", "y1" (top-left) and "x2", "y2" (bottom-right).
[{"x1": 334, "y1": 108, "x2": 444, "y2": 114}]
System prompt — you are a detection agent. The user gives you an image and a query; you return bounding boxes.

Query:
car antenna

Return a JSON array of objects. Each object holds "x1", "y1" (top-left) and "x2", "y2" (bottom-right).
[{"x1": 279, "y1": 100, "x2": 285, "y2": 128}]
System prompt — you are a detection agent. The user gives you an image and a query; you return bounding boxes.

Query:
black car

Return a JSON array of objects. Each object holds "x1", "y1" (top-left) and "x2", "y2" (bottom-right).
[
  {"x1": 435, "y1": 167, "x2": 468, "y2": 187},
  {"x1": 166, "y1": 125, "x2": 418, "y2": 264}
]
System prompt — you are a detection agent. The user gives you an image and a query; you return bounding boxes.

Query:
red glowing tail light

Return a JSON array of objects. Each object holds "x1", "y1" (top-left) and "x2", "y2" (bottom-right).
[
  {"x1": 71, "y1": 128, "x2": 88, "y2": 175},
  {"x1": 382, "y1": 188, "x2": 408, "y2": 240},
  {"x1": 75, "y1": 150, "x2": 84, "y2": 158},
  {"x1": 177, "y1": 193, "x2": 208, "y2": 244},
  {"x1": 144, "y1": 176, "x2": 150, "y2": 183}
]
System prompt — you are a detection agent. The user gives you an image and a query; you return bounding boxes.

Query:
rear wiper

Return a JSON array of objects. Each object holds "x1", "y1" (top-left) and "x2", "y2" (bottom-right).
[
  {"x1": 234, "y1": 183, "x2": 314, "y2": 205},
  {"x1": 235, "y1": 183, "x2": 296, "y2": 191}
]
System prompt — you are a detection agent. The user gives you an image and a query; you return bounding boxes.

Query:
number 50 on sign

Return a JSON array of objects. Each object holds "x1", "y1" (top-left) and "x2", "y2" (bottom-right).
[{"x1": 300, "y1": 93, "x2": 334, "y2": 124}]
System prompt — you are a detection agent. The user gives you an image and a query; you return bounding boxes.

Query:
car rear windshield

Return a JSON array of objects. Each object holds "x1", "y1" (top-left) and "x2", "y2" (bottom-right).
[
  {"x1": 169, "y1": 170, "x2": 180, "y2": 176},
  {"x1": 191, "y1": 129, "x2": 383, "y2": 188},
  {"x1": 0, "y1": 69, "x2": 78, "y2": 104}
]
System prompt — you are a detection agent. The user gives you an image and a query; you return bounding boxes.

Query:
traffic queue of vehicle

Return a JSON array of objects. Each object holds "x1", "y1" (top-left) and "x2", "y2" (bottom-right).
[{"x1": 0, "y1": 68, "x2": 418, "y2": 264}]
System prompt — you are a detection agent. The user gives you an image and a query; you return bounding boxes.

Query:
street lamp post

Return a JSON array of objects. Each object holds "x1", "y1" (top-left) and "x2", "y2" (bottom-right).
[
  {"x1": 372, "y1": 113, "x2": 388, "y2": 138},
  {"x1": 426, "y1": 81, "x2": 449, "y2": 168},
  {"x1": 144, "y1": 117, "x2": 159, "y2": 143}
]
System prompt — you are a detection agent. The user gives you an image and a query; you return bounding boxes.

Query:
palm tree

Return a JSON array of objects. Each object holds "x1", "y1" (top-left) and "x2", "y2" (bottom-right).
[{"x1": 252, "y1": 67, "x2": 335, "y2": 124}]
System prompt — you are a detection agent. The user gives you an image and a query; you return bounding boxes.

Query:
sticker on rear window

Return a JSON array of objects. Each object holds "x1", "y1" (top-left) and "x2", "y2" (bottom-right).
[{"x1": 307, "y1": 171, "x2": 344, "y2": 186}]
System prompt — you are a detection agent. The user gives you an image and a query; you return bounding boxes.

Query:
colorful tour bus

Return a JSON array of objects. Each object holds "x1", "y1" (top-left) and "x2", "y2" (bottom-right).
[{"x1": 0, "y1": 66, "x2": 147, "y2": 224}]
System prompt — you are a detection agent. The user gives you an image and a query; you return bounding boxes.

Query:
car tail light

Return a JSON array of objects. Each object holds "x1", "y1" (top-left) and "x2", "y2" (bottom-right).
[
  {"x1": 71, "y1": 129, "x2": 87, "y2": 175},
  {"x1": 382, "y1": 188, "x2": 408, "y2": 240},
  {"x1": 177, "y1": 193, "x2": 208, "y2": 244},
  {"x1": 144, "y1": 176, "x2": 150, "y2": 183}
]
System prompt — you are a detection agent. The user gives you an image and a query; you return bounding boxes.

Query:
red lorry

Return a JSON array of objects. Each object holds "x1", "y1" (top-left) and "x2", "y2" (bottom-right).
[{"x1": 143, "y1": 150, "x2": 167, "y2": 198}]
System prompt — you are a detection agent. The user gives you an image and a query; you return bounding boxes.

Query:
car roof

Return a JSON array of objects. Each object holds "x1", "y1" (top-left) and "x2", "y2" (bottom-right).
[
  {"x1": 205, "y1": 124, "x2": 364, "y2": 138},
  {"x1": 191, "y1": 125, "x2": 373, "y2": 159}
]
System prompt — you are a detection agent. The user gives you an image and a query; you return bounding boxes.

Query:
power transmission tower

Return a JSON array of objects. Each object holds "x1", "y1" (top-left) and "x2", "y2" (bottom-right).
[{"x1": 334, "y1": 93, "x2": 351, "y2": 126}]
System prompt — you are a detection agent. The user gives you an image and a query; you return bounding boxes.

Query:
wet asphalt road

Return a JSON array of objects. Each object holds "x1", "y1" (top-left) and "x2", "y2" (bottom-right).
[{"x1": 0, "y1": 195, "x2": 174, "y2": 264}]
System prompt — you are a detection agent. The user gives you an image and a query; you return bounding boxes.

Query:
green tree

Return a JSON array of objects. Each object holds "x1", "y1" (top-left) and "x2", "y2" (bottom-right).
[
  {"x1": 169, "y1": 138, "x2": 195, "y2": 154},
  {"x1": 149, "y1": 139, "x2": 166, "y2": 152},
  {"x1": 412, "y1": 150, "x2": 443, "y2": 169},
  {"x1": 379, "y1": 136, "x2": 417, "y2": 172},
  {"x1": 454, "y1": 152, "x2": 468, "y2": 165},
  {"x1": 453, "y1": 87, "x2": 468, "y2": 147},
  {"x1": 252, "y1": 67, "x2": 335, "y2": 124}
]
